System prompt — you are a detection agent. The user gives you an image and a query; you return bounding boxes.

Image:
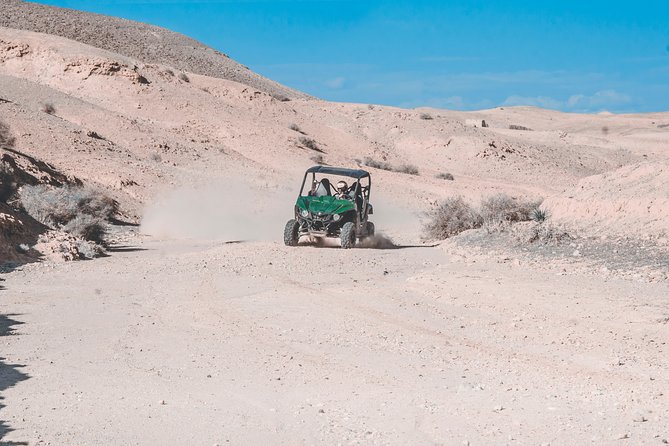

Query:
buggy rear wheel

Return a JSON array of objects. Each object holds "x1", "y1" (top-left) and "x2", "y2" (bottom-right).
[
  {"x1": 283, "y1": 219, "x2": 300, "y2": 246},
  {"x1": 340, "y1": 221, "x2": 356, "y2": 249},
  {"x1": 365, "y1": 221, "x2": 375, "y2": 237}
]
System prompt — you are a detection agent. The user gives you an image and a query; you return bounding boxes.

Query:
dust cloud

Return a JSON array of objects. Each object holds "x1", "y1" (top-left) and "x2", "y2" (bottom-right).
[
  {"x1": 140, "y1": 182, "x2": 422, "y2": 245},
  {"x1": 141, "y1": 182, "x2": 295, "y2": 241}
]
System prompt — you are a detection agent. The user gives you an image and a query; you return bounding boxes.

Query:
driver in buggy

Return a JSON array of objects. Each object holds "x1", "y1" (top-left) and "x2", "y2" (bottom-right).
[{"x1": 335, "y1": 180, "x2": 351, "y2": 200}]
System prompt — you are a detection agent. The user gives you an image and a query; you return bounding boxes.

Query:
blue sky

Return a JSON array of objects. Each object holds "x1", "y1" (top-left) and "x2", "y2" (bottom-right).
[{"x1": 36, "y1": 1, "x2": 669, "y2": 113}]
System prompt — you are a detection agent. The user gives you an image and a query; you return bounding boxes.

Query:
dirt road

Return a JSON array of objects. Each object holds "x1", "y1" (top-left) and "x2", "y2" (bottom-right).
[{"x1": 2, "y1": 236, "x2": 668, "y2": 445}]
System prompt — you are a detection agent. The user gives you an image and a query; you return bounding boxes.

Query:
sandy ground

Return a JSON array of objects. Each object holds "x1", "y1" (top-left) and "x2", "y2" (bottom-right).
[{"x1": 2, "y1": 230, "x2": 668, "y2": 445}]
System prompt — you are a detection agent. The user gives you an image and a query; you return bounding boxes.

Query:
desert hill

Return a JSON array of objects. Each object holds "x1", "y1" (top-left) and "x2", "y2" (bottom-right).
[{"x1": 0, "y1": 0, "x2": 305, "y2": 100}]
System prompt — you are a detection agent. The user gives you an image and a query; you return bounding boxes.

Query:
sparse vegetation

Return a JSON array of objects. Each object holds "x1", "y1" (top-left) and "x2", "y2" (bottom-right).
[
  {"x1": 41, "y1": 102, "x2": 56, "y2": 115},
  {"x1": 423, "y1": 196, "x2": 483, "y2": 240},
  {"x1": 362, "y1": 157, "x2": 393, "y2": 172},
  {"x1": 424, "y1": 193, "x2": 543, "y2": 240},
  {"x1": 524, "y1": 223, "x2": 573, "y2": 244},
  {"x1": 298, "y1": 136, "x2": 322, "y2": 152},
  {"x1": 150, "y1": 153, "x2": 162, "y2": 162},
  {"x1": 310, "y1": 154, "x2": 324, "y2": 165},
  {"x1": 289, "y1": 123, "x2": 306, "y2": 134},
  {"x1": 19, "y1": 185, "x2": 117, "y2": 244},
  {"x1": 419, "y1": 113, "x2": 434, "y2": 120},
  {"x1": 436, "y1": 172, "x2": 455, "y2": 181},
  {"x1": 362, "y1": 157, "x2": 420, "y2": 175},
  {"x1": 480, "y1": 193, "x2": 541, "y2": 231},
  {"x1": 86, "y1": 131, "x2": 104, "y2": 140},
  {"x1": 178, "y1": 72, "x2": 190, "y2": 83},
  {"x1": 509, "y1": 124, "x2": 532, "y2": 131},
  {"x1": 530, "y1": 207, "x2": 548, "y2": 223},
  {"x1": 396, "y1": 164, "x2": 419, "y2": 175}
]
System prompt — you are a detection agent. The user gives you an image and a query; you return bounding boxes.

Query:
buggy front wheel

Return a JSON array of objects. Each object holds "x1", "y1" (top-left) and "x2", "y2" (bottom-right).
[
  {"x1": 340, "y1": 222, "x2": 356, "y2": 249},
  {"x1": 283, "y1": 219, "x2": 300, "y2": 246}
]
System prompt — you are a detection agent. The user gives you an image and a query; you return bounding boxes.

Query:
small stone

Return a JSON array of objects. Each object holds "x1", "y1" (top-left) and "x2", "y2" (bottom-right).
[
  {"x1": 617, "y1": 432, "x2": 630, "y2": 440},
  {"x1": 159, "y1": 400, "x2": 166, "y2": 405},
  {"x1": 632, "y1": 413, "x2": 648, "y2": 422},
  {"x1": 318, "y1": 408, "x2": 325, "y2": 414}
]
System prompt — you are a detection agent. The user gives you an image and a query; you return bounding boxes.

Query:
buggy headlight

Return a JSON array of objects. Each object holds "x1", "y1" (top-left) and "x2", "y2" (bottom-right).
[
  {"x1": 300, "y1": 209, "x2": 309, "y2": 218},
  {"x1": 333, "y1": 213, "x2": 342, "y2": 221}
]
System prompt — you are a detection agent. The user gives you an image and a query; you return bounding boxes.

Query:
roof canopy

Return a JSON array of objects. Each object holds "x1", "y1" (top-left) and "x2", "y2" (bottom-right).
[{"x1": 305, "y1": 165, "x2": 370, "y2": 179}]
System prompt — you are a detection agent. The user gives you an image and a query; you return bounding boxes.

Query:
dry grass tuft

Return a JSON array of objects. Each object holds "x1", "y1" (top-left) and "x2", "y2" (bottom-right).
[
  {"x1": 509, "y1": 124, "x2": 532, "y2": 131},
  {"x1": 289, "y1": 123, "x2": 306, "y2": 134},
  {"x1": 396, "y1": 164, "x2": 419, "y2": 175},
  {"x1": 310, "y1": 154, "x2": 324, "y2": 165},
  {"x1": 436, "y1": 172, "x2": 454, "y2": 180},
  {"x1": 298, "y1": 136, "x2": 322, "y2": 152},
  {"x1": 362, "y1": 157, "x2": 393, "y2": 171},
  {"x1": 41, "y1": 103, "x2": 56, "y2": 115}
]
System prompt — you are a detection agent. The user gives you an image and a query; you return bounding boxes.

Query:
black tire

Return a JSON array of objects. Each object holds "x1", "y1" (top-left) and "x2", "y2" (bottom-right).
[
  {"x1": 340, "y1": 222, "x2": 356, "y2": 249},
  {"x1": 366, "y1": 221, "x2": 375, "y2": 237},
  {"x1": 283, "y1": 219, "x2": 300, "y2": 246}
]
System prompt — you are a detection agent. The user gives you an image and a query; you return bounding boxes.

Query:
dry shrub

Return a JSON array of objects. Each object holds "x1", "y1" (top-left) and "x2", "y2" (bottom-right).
[
  {"x1": 363, "y1": 157, "x2": 393, "y2": 171},
  {"x1": 436, "y1": 172, "x2": 454, "y2": 180},
  {"x1": 396, "y1": 164, "x2": 419, "y2": 175},
  {"x1": 480, "y1": 193, "x2": 541, "y2": 229},
  {"x1": 423, "y1": 196, "x2": 482, "y2": 240},
  {"x1": 62, "y1": 214, "x2": 107, "y2": 244},
  {"x1": 509, "y1": 124, "x2": 532, "y2": 131},
  {"x1": 310, "y1": 154, "x2": 324, "y2": 165},
  {"x1": 298, "y1": 136, "x2": 322, "y2": 152},
  {"x1": 19, "y1": 185, "x2": 116, "y2": 243},
  {"x1": 289, "y1": 123, "x2": 306, "y2": 134},
  {"x1": 420, "y1": 113, "x2": 433, "y2": 120}
]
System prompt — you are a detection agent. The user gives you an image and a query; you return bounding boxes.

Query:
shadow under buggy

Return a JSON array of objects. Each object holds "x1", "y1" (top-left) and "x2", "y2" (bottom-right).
[{"x1": 284, "y1": 166, "x2": 374, "y2": 249}]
